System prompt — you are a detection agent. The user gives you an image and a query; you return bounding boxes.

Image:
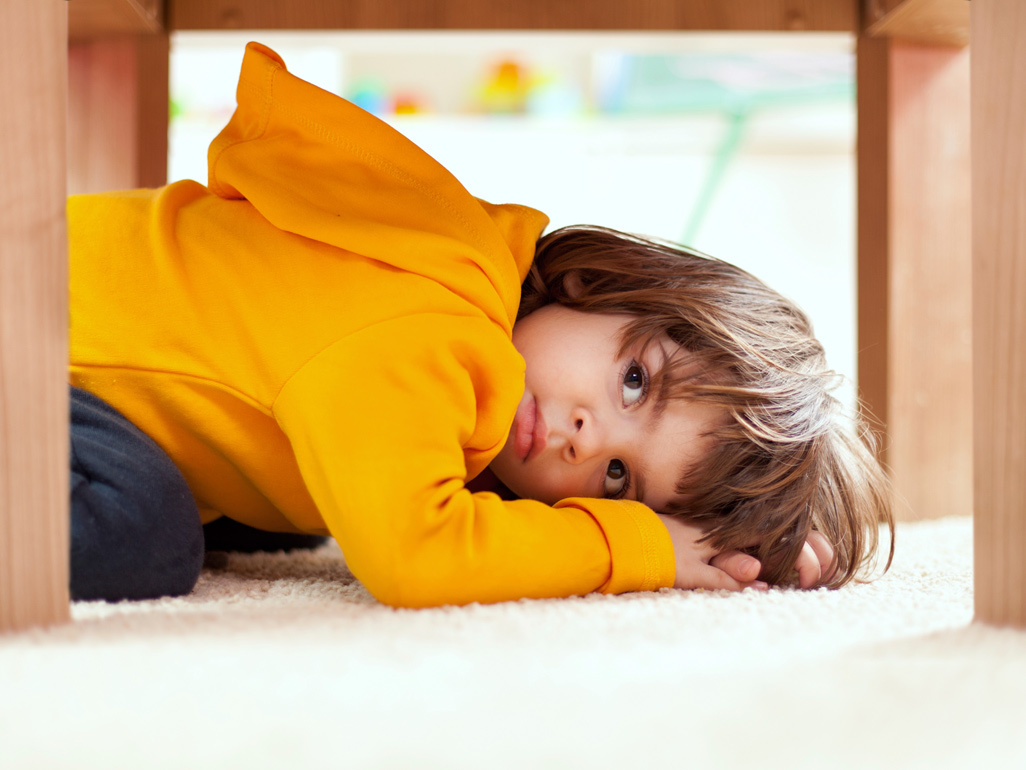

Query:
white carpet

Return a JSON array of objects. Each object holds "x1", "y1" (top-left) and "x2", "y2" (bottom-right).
[{"x1": 2, "y1": 516, "x2": 1023, "y2": 769}]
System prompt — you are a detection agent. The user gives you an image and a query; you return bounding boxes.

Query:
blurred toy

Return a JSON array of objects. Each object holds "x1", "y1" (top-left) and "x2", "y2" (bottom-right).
[
  {"x1": 477, "y1": 59, "x2": 529, "y2": 114},
  {"x1": 348, "y1": 77, "x2": 389, "y2": 116}
]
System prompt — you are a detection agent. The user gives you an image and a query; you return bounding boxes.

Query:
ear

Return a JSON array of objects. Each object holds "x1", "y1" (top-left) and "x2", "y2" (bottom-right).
[{"x1": 563, "y1": 270, "x2": 584, "y2": 300}]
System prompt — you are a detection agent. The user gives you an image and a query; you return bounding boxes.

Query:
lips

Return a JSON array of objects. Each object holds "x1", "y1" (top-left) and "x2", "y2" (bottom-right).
[{"x1": 514, "y1": 397, "x2": 547, "y2": 461}]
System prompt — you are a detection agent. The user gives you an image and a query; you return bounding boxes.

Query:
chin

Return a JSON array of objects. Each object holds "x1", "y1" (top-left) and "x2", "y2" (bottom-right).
[
  {"x1": 490, "y1": 472, "x2": 542, "y2": 504},
  {"x1": 490, "y1": 457, "x2": 563, "y2": 505}
]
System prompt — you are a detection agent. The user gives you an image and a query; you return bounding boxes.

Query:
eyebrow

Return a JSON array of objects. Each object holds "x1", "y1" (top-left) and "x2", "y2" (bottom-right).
[
  {"x1": 647, "y1": 343, "x2": 676, "y2": 421},
  {"x1": 633, "y1": 400, "x2": 669, "y2": 508},
  {"x1": 633, "y1": 462, "x2": 649, "y2": 508}
]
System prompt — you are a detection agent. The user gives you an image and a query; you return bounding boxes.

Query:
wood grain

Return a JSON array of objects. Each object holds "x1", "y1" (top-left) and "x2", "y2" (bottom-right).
[
  {"x1": 889, "y1": 43, "x2": 972, "y2": 520},
  {"x1": 69, "y1": 0, "x2": 163, "y2": 40},
  {"x1": 0, "y1": 0, "x2": 70, "y2": 632},
  {"x1": 855, "y1": 36, "x2": 891, "y2": 473},
  {"x1": 864, "y1": 0, "x2": 969, "y2": 47},
  {"x1": 973, "y1": 0, "x2": 1026, "y2": 627},
  {"x1": 857, "y1": 38, "x2": 972, "y2": 521},
  {"x1": 169, "y1": 0, "x2": 857, "y2": 32}
]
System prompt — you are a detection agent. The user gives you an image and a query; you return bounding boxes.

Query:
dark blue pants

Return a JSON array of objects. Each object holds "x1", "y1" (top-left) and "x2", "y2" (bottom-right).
[
  {"x1": 70, "y1": 386, "x2": 204, "y2": 601},
  {"x1": 70, "y1": 386, "x2": 328, "y2": 602}
]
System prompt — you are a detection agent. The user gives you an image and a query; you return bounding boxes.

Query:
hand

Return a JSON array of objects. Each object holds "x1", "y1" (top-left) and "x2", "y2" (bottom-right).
[
  {"x1": 789, "y1": 530, "x2": 837, "y2": 589},
  {"x1": 656, "y1": 514, "x2": 768, "y2": 592}
]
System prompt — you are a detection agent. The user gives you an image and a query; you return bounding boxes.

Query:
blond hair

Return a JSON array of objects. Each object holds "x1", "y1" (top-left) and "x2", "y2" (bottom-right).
[{"x1": 519, "y1": 225, "x2": 894, "y2": 587}]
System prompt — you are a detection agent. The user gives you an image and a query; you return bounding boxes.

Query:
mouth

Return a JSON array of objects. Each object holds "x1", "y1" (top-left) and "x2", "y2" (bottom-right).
[{"x1": 513, "y1": 397, "x2": 547, "y2": 462}]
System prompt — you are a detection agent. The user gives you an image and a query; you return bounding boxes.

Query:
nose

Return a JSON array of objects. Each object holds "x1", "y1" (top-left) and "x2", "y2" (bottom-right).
[{"x1": 563, "y1": 406, "x2": 610, "y2": 465}]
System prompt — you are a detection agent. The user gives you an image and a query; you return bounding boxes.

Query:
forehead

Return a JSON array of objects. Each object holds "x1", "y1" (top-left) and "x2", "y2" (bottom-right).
[
  {"x1": 516, "y1": 303, "x2": 633, "y2": 336},
  {"x1": 636, "y1": 396, "x2": 722, "y2": 512}
]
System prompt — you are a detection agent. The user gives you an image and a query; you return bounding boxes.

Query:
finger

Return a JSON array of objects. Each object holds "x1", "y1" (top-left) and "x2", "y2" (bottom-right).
[
  {"x1": 806, "y1": 531, "x2": 838, "y2": 583},
  {"x1": 710, "y1": 551, "x2": 762, "y2": 584},
  {"x1": 694, "y1": 563, "x2": 744, "y2": 592},
  {"x1": 685, "y1": 564, "x2": 769, "y2": 593},
  {"x1": 794, "y1": 541, "x2": 823, "y2": 589}
]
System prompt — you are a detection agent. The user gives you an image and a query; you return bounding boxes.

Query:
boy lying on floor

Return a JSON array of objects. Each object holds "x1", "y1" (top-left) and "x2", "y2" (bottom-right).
[{"x1": 68, "y1": 43, "x2": 893, "y2": 606}]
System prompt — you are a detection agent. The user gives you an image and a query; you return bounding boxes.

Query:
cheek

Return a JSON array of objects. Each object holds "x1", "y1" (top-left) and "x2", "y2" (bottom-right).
[
  {"x1": 519, "y1": 344, "x2": 563, "y2": 388},
  {"x1": 524, "y1": 463, "x2": 594, "y2": 505}
]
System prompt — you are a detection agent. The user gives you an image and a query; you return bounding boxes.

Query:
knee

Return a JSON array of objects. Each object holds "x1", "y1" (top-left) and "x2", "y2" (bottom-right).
[
  {"x1": 70, "y1": 426, "x2": 205, "y2": 601},
  {"x1": 69, "y1": 386, "x2": 206, "y2": 601}
]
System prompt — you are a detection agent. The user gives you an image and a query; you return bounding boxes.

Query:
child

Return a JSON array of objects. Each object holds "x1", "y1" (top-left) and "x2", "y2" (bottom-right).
[{"x1": 68, "y1": 43, "x2": 893, "y2": 605}]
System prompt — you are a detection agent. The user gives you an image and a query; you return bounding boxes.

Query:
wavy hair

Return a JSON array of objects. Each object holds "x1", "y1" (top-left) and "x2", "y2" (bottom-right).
[{"x1": 518, "y1": 225, "x2": 894, "y2": 587}]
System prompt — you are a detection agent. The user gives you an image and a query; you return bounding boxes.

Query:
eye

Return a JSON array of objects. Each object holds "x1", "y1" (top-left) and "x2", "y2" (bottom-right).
[
  {"x1": 604, "y1": 459, "x2": 630, "y2": 498},
  {"x1": 621, "y1": 361, "x2": 648, "y2": 407}
]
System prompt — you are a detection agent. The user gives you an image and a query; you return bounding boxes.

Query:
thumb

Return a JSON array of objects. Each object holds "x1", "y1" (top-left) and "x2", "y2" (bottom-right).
[{"x1": 677, "y1": 563, "x2": 769, "y2": 593}]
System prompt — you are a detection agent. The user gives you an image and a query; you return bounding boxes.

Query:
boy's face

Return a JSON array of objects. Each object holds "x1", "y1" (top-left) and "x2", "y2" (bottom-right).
[{"x1": 488, "y1": 304, "x2": 722, "y2": 510}]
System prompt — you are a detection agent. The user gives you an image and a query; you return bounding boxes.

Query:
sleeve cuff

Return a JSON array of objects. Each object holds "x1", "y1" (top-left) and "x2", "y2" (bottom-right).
[{"x1": 554, "y1": 498, "x2": 675, "y2": 594}]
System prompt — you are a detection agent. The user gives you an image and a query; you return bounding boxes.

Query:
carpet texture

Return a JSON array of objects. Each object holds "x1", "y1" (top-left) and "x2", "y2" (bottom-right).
[{"x1": 2, "y1": 515, "x2": 1023, "y2": 769}]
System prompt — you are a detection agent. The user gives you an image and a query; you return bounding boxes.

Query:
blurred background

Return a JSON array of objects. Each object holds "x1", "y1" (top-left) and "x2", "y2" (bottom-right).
[{"x1": 170, "y1": 30, "x2": 856, "y2": 404}]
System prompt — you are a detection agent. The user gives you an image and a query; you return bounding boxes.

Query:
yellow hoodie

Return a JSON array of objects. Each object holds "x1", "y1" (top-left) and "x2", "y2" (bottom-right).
[{"x1": 68, "y1": 42, "x2": 674, "y2": 607}]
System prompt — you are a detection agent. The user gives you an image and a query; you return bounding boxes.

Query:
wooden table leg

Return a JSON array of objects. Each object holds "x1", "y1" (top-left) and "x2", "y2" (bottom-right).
[
  {"x1": 856, "y1": 36, "x2": 972, "y2": 522},
  {"x1": 0, "y1": 0, "x2": 70, "y2": 633},
  {"x1": 68, "y1": 34, "x2": 169, "y2": 195},
  {"x1": 973, "y1": 0, "x2": 1026, "y2": 628}
]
